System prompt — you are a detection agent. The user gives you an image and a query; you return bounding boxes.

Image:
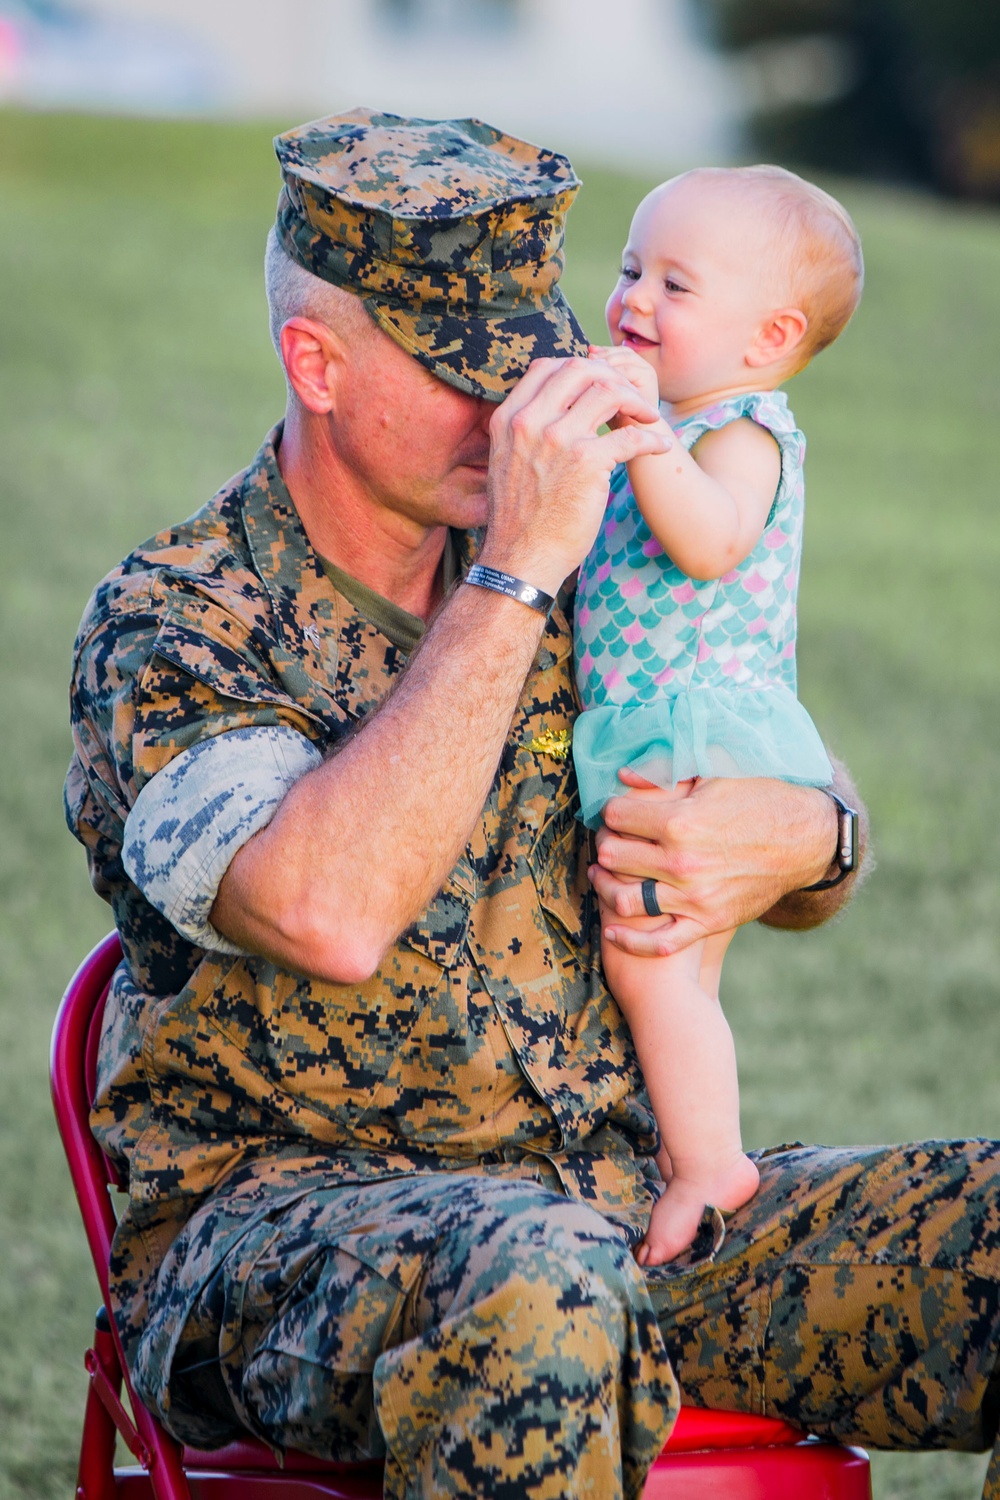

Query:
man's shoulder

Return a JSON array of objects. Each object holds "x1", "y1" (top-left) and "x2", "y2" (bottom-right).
[{"x1": 74, "y1": 453, "x2": 272, "y2": 662}]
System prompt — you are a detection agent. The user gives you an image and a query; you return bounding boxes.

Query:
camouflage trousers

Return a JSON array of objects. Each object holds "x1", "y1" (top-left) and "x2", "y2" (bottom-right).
[{"x1": 138, "y1": 1140, "x2": 1000, "y2": 1500}]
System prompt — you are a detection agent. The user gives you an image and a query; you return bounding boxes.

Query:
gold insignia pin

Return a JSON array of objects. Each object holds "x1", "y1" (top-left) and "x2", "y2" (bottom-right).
[{"x1": 528, "y1": 727, "x2": 572, "y2": 761}]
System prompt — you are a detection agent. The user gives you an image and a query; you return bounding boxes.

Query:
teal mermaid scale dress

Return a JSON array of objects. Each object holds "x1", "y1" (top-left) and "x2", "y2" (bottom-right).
[{"x1": 573, "y1": 391, "x2": 832, "y2": 829}]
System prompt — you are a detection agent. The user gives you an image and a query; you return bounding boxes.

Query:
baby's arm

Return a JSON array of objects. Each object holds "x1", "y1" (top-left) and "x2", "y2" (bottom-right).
[
  {"x1": 634, "y1": 421, "x2": 780, "y2": 581},
  {"x1": 589, "y1": 345, "x2": 781, "y2": 582}
]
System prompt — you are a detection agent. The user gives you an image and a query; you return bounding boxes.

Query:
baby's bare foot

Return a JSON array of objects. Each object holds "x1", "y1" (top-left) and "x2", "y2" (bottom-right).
[{"x1": 636, "y1": 1153, "x2": 760, "y2": 1268}]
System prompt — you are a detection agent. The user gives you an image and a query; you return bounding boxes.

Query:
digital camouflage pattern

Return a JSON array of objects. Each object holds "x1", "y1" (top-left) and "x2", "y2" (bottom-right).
[
  {"x1": 64, "y1": 425, "x2": 661, "y2": 1352},
  {"x1": 132, "y1": 1139, "x2": 1000, "y2": 1499},
  {"x1": 66, "y1": 428, "x2": 1000, "y2": 1496},
  {"x1": 119, "y1": 722, "x2": 324, "y2": 955},
  {"x1": 138, "y1": 1170, "x2": 678, "y2": 1500},
  {"x1": 273, "y1": 108, "x2": 587, "y2": 400},
  {"x1": 647, "y1": 1141, "x2": 1000, "y2": 1477}
]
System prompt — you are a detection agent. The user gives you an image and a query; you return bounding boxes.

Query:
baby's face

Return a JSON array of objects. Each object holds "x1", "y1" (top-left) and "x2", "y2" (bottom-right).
[{"x1": 605, "y1": 177, "x2": 786, "y2": 409}]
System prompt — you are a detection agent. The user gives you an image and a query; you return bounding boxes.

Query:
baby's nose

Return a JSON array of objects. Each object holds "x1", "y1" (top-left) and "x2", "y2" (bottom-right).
[{"x1": 621, "y1": 278, "x2": 649, "y2": 310}]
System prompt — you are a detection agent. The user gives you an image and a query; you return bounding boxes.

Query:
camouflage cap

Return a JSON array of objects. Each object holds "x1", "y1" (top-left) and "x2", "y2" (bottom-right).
[{"x1": 273, "y1": 107, "x2": 587, "y2": 402}]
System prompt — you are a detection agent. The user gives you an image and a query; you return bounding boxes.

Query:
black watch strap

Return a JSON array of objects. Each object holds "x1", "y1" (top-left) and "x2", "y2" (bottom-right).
[{"x1": 801, "y1": 790, "x2": 859, "y2": 891}]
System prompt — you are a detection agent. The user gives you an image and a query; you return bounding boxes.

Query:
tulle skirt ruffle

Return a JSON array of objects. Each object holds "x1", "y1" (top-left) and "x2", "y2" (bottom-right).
[{"x1": 573, "y1": 686, "x2": 833, "y2": 829}]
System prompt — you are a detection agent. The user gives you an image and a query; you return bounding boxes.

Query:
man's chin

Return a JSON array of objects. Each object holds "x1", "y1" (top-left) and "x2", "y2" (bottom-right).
[{"x1": 449, "y1": 471, "x2": 490, "y2": 526}]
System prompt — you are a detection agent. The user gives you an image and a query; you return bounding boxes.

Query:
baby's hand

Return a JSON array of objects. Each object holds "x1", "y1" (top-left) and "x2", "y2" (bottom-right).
[{"x1": 588, "y1": 343, "x2": 662, "y2": 419}]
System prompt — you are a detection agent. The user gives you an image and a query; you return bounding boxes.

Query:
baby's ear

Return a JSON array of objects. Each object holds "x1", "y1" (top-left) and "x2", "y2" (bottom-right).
[{"x1": 746, "y1": 308, "x2": 808, "y2": 370}]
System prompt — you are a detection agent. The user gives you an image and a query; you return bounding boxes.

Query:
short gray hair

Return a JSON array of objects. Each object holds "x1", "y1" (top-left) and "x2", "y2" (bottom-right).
[{"x1": 264, "y1": 227, "x2": 376, "y2": 368}]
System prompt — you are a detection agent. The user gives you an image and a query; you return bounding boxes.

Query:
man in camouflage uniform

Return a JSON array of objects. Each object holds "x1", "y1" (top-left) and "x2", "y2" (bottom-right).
[{"x1": 66, "y1": 109, "x2": 1000, "y2": 1499}]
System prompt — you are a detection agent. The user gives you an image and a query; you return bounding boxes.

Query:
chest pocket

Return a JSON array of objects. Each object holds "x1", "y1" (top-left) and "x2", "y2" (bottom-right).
[
  {"x1": 396, "y1": 879, "x2": 473, "y2": 971},
  {"x1": 531, "y1": 799, "x2": 595, "y2": 954},
  {"x1": 195, "y1": 876, "x2": 474, "y2": 1142}
]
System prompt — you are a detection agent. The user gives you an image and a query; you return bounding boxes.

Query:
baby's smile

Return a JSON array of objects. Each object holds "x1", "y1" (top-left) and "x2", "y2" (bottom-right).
[{"x1": 620, "y1": 324, "x2": 659, "y2": 351}]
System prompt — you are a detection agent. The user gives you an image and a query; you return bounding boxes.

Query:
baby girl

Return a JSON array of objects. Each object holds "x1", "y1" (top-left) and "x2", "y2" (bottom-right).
[{"x1": 574, "y1": 165, "x2": 863, "y2": 1263}]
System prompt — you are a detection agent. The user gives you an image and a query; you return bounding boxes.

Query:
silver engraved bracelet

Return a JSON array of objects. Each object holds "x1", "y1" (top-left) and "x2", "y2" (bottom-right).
[{"x1": 463, "y1": 564, "x2": 554, "y2": 615}]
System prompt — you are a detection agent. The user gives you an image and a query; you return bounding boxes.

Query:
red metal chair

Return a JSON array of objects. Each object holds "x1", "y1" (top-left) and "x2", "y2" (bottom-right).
[{"x1": 52, "y1": 933, "x2": 873, "y2": 1499}]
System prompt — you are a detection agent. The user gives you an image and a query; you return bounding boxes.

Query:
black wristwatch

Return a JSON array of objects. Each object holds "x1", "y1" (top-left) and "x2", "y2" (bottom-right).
[{"x1": 801, "y1": 790, "x2": 859, "y2": 891}]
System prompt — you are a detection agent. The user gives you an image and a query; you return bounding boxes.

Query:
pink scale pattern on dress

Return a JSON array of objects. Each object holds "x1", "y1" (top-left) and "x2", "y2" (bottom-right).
[
  {"x1": 571, "y1": 390, "x2": 833, "y2": 818},
  {"x1": 575, "y1": 391, "x2": 807, "y2": 707}
]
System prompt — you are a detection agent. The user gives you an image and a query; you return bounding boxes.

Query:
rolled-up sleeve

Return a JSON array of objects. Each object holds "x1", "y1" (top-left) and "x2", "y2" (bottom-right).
[{"x1": 122, "y1": 724, "x2": 323, "y2": 954}]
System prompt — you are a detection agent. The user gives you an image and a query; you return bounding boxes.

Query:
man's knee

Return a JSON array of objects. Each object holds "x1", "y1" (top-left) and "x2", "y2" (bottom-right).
[
  {"x1": 154, "y1": 1176, "x2": 679, "y2": 1489},
  {"x1": 412, "y1": 1187, "x2": 653, "y2": 1339},
  {"x1": 373, "y1": 1191, "x2": 678, "y2": 1498}
]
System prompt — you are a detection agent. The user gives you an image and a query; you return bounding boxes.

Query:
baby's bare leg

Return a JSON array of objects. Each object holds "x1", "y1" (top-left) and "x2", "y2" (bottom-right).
[
  {"x1": 653, "y1": 929, "x2": 737, "y2": 1184},
  {"x1": 601, "y1": 909, "x2": 758, "y2": 1265},
  {"x1": 700, "y1": 927, "x2": 736, "y2": 1003}
]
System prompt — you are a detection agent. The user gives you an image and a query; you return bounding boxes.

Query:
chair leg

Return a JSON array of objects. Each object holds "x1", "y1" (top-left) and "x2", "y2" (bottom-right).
[
  {"x1": 76, "y1": 1307, "x2": 193, "y2": 1500},
  {"x1": 76, "y1": 1311, "x2": 126, "y2": 1500},
  {"x1": 130, "y1": 1395, "x2": 193, "y2": 1500}
]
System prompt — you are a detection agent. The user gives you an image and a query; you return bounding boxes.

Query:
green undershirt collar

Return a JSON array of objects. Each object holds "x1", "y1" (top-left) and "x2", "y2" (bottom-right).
[{"x1": 317, "y1": 531, "x2": 460, "y2": 655}]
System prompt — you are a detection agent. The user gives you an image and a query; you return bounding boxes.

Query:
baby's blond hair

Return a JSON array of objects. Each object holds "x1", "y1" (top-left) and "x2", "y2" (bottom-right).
[{"x1": 668, "y1": 165, "x2": 864, "y2": 367}]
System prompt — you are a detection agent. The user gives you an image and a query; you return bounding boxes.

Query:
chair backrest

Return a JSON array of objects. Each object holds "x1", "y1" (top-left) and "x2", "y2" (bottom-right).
[
  {"x1": 50, "y1": 932, "x2": 385, "y2": 1500},
  {"x1": 50, "y1": 929, "x2": 125, "y2": 1312}
]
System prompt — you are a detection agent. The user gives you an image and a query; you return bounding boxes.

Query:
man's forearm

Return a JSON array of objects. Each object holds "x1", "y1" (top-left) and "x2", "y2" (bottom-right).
[
  {"x1": 757, "y1": 758, "x2": 869, "y2": 931},
  {"x1": 212, "y1": 356, "x2": 672, "y2": 982},
  {"x1": 211, "y1": 584, "x2": 546, "y2": 982}
]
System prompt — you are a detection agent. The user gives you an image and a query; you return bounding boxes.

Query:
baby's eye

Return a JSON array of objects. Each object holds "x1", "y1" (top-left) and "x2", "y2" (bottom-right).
[
  {"x1": 664, "y1": 278, "x2": 687, "y2": 293},
  {"x1": 620, "y1": 265, "x2": 640, "y2": 282}
]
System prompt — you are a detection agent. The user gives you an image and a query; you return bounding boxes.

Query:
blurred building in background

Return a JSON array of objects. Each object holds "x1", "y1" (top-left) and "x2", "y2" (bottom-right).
[
  {"x1": 0, "y1": 0, "x2": 742, "y2": 169},
  {"x1": 4, "y1": 0, "x2": 997, "y2": 198},
  {"x1": 696, "y1": 0, "x2": 1000, "y2": 201}
]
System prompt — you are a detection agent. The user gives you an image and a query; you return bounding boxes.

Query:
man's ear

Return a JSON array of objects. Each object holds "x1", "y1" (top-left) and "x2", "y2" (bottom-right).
[
  {"x1": 746, "y1": 308, "x2": 809, "y2": 371},
  {"x1": 279, "y1": 317, "x2": 346, "y2": 413}
]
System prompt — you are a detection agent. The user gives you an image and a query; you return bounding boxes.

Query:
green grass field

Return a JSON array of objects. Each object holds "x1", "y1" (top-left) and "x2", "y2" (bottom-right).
[{"x1": 1, "y1": 109, "x2": 998, "y2": 1498}]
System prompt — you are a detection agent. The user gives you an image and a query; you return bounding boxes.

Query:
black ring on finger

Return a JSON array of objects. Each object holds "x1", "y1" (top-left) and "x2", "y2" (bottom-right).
[{"x1": 641, "y1": 879, "x2": 662, "y2": 917}]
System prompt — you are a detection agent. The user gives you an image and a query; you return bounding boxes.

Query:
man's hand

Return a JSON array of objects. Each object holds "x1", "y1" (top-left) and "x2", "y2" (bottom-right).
[
  {"x1": 480, "y1": 356, "x2": 670, "y2": 597},
  {"x1": 589, "y1": 767, "x2": 865, "y2": 957}
]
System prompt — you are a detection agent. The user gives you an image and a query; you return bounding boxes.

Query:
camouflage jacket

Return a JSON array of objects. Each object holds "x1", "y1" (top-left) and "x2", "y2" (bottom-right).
[{"x1": 65, "y1": 427, "x2": 659, "y2": 1340}]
